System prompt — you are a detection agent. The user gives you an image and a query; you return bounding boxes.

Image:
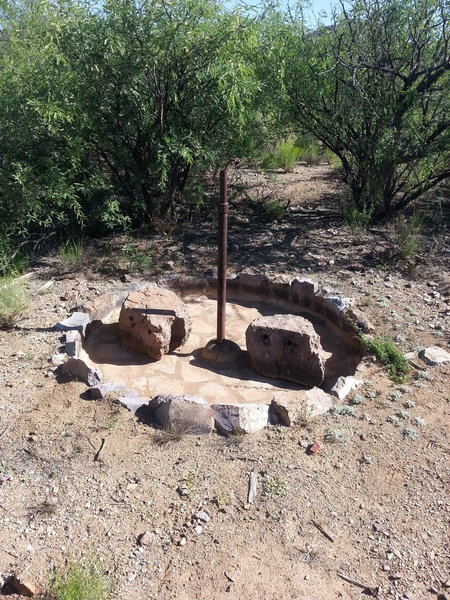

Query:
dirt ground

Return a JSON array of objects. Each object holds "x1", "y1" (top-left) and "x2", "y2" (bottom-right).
[{"x1": 0, "y1": 163, "x2": 449, "y2": 600}]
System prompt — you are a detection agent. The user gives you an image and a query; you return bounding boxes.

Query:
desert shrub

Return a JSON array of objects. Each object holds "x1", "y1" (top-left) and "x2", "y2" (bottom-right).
[{"x1": 363, "y1": 335, "x2": 410, "y2": 382}]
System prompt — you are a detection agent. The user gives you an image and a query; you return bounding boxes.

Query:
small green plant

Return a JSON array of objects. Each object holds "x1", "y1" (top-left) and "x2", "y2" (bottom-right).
[
  {"x1": 178, "y1": 471, "x2": 197, "y2": 497},
  {"x1": 387, "y1": 390, "x2": 402, "y2": 402},
  {"x1": 265, "y1": 200, "x2": 286, "y2": 222},
  {"x1": 0, "y1": 276, "x2": 28, "y2": 328},
  {"x1": 263, "y1": 476, "x2": 287, "y2": 499},
  {"x1": 324, "y1": 428, "x2": 346, "y2": 444},
  {"x1": 396, "y1": 410, "x2": 410, "y2": 420},
  {"x1": 0, "y1": 460, "x2": 10, "y2": 478},
  {"x1": 362, "y1": 335, "x2": 410, "y2": 382},
  {"x1": 58, "y1": 239, "x2": 85, "y2": 272},
  {"x1": 214, "y1": 491, "x2": 231, "y2": 509},
  {"x1": 330, "y1": 405, "x2": 357, "y2": 417},
  {"x1": 262, "y1": 141, "x2": 300, "y2": 173},
  {"x1": 404, "y1": 400, "x2": 416, "y2": 408},
  {"x1": 402, "y1": 428, "x2": 418, "y2": 440},
  {"x1": 412, "y1": 417, "x2": 425, "y2": 427},
  {"x1": 387, "y1": 415, "x2": 400, "y2": 425},
  {"x1": 122, "y1": 240, "x2": 152, "y2": 273},
  {"x1": 49, "y1": 558, "x2": 110, "y2": 600},
  {"x1": 342, "y1": 199, "x2": 371, "y2": 231},
  {"x1": 396, "y1": 212, "x2": 423, "y2": 260},
  {"x1": 349, "y1": 394, "x2": 365, "y2": 405}
]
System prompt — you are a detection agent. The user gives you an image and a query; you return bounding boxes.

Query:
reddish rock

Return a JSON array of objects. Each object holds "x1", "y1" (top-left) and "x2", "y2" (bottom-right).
[
  {"x1": 118, "y1": 287, "x2": 191, "y2": 360},
  {"x1": 12, "y1": 573, "x2": 36, "y2": 597},
  {"x1": 246, "y1": 315, "x2": 325, "y2": 387},
  {"x1": 307, "y1": 440, "x2": 324, "y2": 455}
]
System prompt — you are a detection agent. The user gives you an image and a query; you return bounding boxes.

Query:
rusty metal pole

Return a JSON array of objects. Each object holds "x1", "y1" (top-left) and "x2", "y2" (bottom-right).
[{"x1": 217, "y1": 168, "x2": 228, "y2": 343}]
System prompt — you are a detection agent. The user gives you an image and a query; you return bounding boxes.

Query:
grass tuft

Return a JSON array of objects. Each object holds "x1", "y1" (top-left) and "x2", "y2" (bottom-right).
[
  {"x1": 0, "y1": 276, "x2": 28, "y2": 328},
  {"x1": 49, "y1": 559, "x2": 110, "y2": 600}
]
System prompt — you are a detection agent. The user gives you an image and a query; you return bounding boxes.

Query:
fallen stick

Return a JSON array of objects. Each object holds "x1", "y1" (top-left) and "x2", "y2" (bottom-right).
[
  {"x1": 337, "y1": 571, "x2": 379, "y2": 597},
  {"x1": 247, "y1": 471, "x2": 258, "y2": 503},
  {"x1": 94, "y1": 438, "x2": 106, "y2": 462},
  {"x1": 312, "y1": 520, "x2": 334, "y2": 542}
]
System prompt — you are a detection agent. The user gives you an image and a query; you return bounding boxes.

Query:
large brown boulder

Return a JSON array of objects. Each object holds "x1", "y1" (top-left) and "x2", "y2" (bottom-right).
[
  {"x1": 118, "y1": 287, "x2": 191, "y2": 360},
  {"x1": 245, "y1": 314, "x2": 325, "y2": 387}
]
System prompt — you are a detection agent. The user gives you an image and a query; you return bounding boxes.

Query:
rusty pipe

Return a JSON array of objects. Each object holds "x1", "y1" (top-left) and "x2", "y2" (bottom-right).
[{"x1": 217, "y1": 168, "x2": 228, "y2": 343}]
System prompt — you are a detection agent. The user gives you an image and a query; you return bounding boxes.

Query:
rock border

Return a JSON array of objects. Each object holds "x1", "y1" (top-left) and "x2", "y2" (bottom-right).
[{"x1": 52, "y1": 271, "x2": 374, "y2": 435}]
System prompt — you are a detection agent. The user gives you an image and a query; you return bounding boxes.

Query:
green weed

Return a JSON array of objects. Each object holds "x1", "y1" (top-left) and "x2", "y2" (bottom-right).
[
  {"x1": 153, "y1": 425, "x2": 184, "y2": 446},
  {"x1": 362, "y1": 335, "x2": 410, "y2": 382},
  {"x1": 49, "y1": 558, "x2": 110, "y2": 600},
  {"x1": 122, "y1": 240, "x2": 152, "y2": 273},
  {"x1": 395, "y1": 212, "x2": 423, "y2": 260},
  {"x1": 263, "y1": 476, "x2": 287, "y2": 499},
  {"x1": 0, "y1": 276, "x2": 28, "y2": 328}
]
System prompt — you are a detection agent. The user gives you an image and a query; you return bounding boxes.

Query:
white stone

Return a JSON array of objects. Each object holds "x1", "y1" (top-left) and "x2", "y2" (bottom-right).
[
  {"x1": 212, "y1": 403, "x2": 269, "y2": 434},
  {"x1": 330, "y1": 376, "x2": 364, "y2": 401},
  {"x1": 419, "y1": 346, "x2": 450, "y2": 366}
]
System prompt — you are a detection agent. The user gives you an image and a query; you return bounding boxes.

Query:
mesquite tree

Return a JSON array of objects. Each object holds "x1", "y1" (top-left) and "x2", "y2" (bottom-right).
[{"x1": 281, "y1": 0, "x2": 450, "y2": 221}]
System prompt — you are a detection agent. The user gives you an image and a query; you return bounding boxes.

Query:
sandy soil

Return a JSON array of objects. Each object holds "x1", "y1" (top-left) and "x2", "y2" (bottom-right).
[{"x1": 0, "y1": 163, "x2": 449, "y2": 600}]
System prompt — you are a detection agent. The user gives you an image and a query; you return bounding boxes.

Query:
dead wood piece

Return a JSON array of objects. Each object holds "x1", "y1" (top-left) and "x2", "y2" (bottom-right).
[
  {"x1": 247, "y1": 471, "x2": 258, "y2": 503},
  {"x1": 337, "y1": 571, "x2": 379, "y2": 597},
  {"x1": 312, "y1": 519, "x2": 335, "y2": 542},
  {"x1": 94, "y1": 438, "x2": 106, "y2": 462}
]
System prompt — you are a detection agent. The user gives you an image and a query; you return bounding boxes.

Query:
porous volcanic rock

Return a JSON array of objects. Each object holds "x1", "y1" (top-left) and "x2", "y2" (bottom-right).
[
  {"x1": 118, "y1": 287, "x2": 191, "y2": 360},
  {"x1": 245, "y1": 314, "x2": 325, "y2": 387}
]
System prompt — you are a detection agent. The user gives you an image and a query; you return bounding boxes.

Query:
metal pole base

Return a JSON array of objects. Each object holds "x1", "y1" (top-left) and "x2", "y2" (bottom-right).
[{"x1": 200, "y1": 338, "x2": 243, "y2": 369}]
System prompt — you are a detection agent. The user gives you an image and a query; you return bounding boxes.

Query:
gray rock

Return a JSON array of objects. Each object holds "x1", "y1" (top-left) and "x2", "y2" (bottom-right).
[
  {"x1": 330, "y1": 376, "x2": 364, "y2": 401},
  {"x1": 89, "y1": 381, "x2": 129, "y2": 400},
  {"x1": 60, "y1": 358, "x2": 101, "y2": 386},
  {"x1": 342, "y1": 307, "x2": 374, "y2": 333},
  {"x1": 418, "y1": 346, "x2": 450, "y2": 366},
  {"x1": 212, "y1": 403, "x2": 269, "y2": 434},
  {"x1": 118, "y1": 390, "x2": 149, "y2": 414},
  {"x1": 237, "y1": 272, "x2": 271, "y2": 294},
  {"x1": 118, "y1": 287, "x2": 191, "y2": 360},
  {"x1": 290, "y1": 277, "x2": 319, "y2": 298},
  {"x1": 149, "y1": 394, "x2": 214, "y2": 434},
  {"x1": 271, "y1": 388, "x2": 333, "y2": 426},
  {"x1": 246, "y1": 314, "x2": 325, "y2": 387},
  {"x1": 65, "y1": 330, "x2": 82, "y2": 357},
  {"x1": 55, "y1": 312, "x2": 90, "y2": 335}
]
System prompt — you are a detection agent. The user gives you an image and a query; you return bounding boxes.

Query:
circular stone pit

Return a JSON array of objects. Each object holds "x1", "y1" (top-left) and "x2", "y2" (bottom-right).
[{"x1": 58, "y1": 272, "x2": 369, "y2": 434}]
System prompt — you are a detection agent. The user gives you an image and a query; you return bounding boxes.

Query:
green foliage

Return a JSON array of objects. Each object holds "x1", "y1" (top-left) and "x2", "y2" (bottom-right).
[
  {"x1": 362, "y1": 335, "x2": 410, "y2": 382},
  {"x1": 264, "y1": 200, "x2": 286, "y2": 222},
  {"x1": 277, "y1": 0, "x2": 450, "y2": 221},
  {"x1": 0, "y1": 276, "x2": 28, "y2": 328},
  {"x1": 262, "y1": 141, "x2": 300, "y2": 172},
  {"x1": 0, "y1": 0, "x2": 264, "y2": 254},
  {"x1": 49, "y1": 559, "x2": 110, "y2": 600}
]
